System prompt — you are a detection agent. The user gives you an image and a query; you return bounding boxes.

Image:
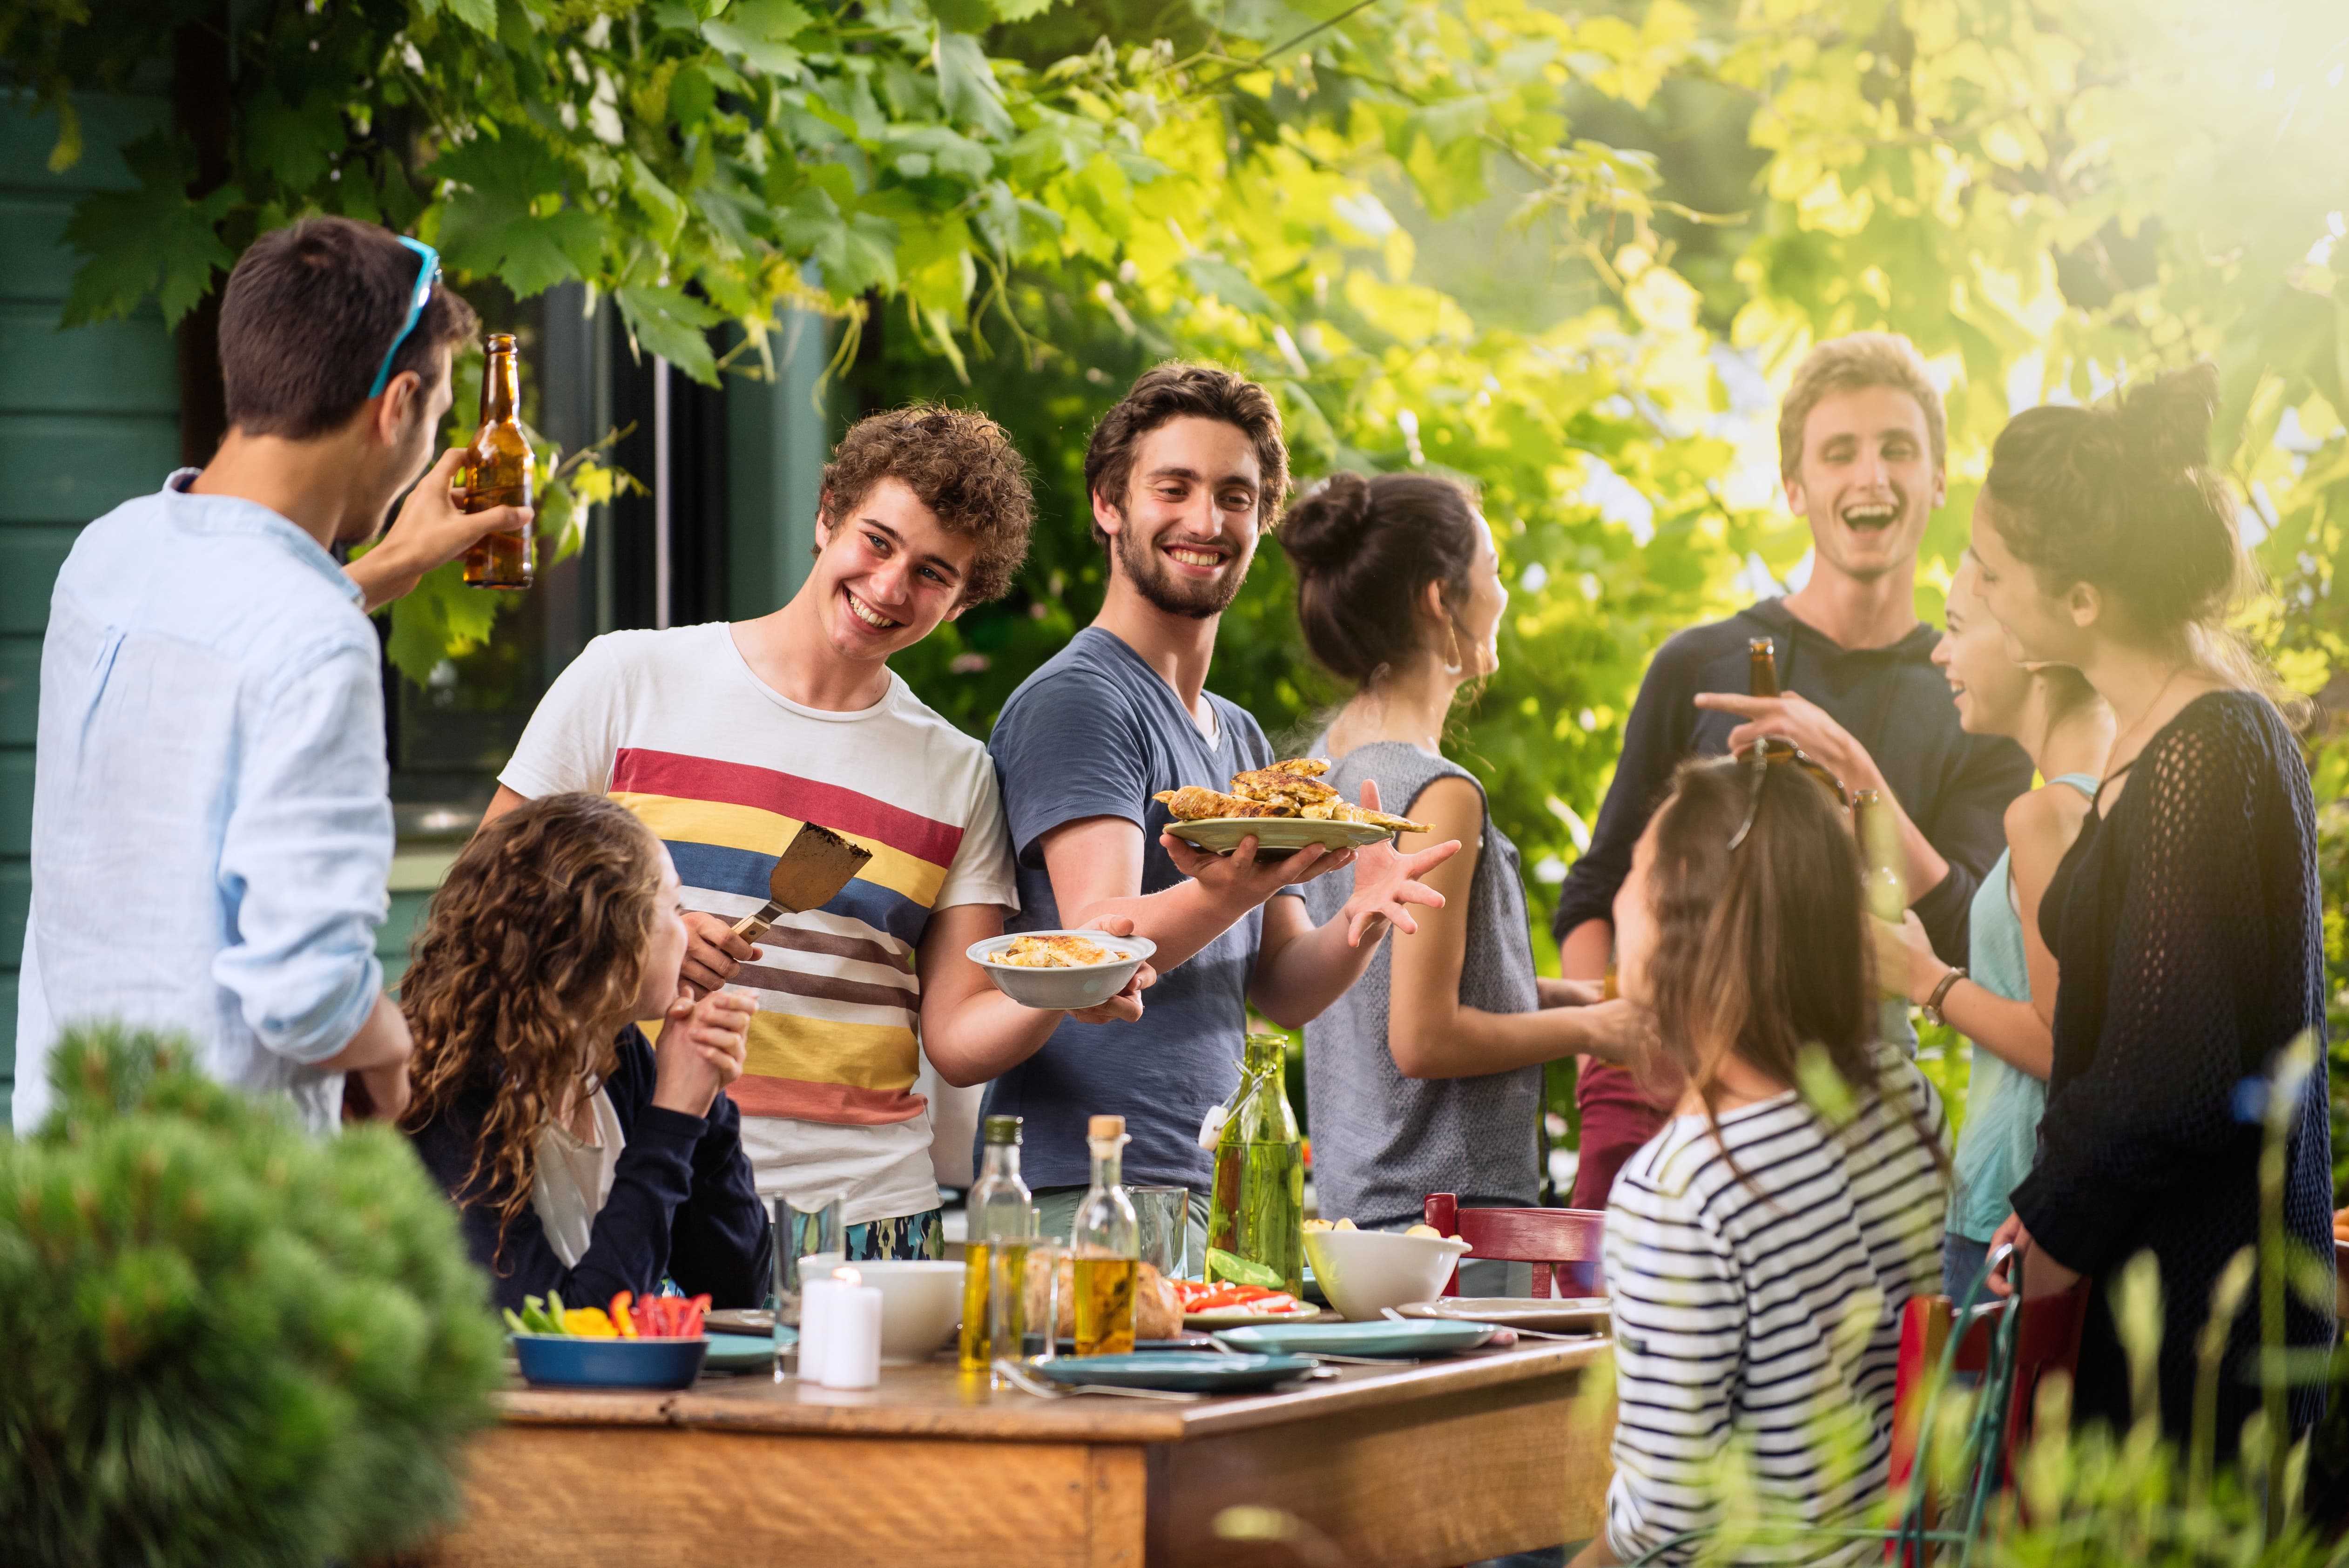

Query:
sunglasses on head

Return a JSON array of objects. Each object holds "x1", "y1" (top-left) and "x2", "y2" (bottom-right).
[
  {"x1": 1726, "y1": 737, "x2": 1852, "y2": 852},
  {"x1": 364, "y1": 236, "x2": 441, "y2": 400}
]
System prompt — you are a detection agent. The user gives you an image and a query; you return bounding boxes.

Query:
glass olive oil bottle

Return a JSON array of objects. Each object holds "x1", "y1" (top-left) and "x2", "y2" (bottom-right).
[
  {"x1": 1071, "y1": 1115, "x2": 1140, "y2": 1356},
  {"x1": 1205, "y1": 1033, "x2": 1304, "y2": 1296},
  {"x1": 958, "y1": 1115, "x2": 1033, "y2": 1375}
]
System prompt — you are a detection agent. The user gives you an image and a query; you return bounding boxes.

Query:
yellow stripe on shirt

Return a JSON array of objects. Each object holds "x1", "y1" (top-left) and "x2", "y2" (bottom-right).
[{"x1": 611, "y1": 792, "x2": 950, "y2": 909}]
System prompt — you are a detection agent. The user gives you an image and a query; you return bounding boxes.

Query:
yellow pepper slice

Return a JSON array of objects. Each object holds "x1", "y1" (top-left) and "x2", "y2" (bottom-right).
[
  {"x1": 560, "y1": 1307, "x2": 619, "y2": 1338},
  {"x1": 609, "y1": 1291, "x2": 639, "y2": 1339}
]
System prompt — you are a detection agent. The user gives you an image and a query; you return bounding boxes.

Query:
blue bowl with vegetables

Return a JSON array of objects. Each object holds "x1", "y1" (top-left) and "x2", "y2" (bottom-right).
[
  {"x1": 504, "y1": 1290, "x2": 714, "y2": 1389},
  {"x1": 510, "y1": 1332, "x2": 709, "y2": 1390}
]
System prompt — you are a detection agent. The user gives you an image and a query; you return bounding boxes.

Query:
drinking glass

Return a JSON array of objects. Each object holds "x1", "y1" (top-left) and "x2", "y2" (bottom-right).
[
  {"x1": 1019, "y1": 1237, "x2": 1070, "y2": 1365},
  {"x1": 1130, "y1": 1185, "x2": 1190, "y2": 1280},
  {"x1": 770, "y1": 1193, "x2": 845, "y2": 1377}
]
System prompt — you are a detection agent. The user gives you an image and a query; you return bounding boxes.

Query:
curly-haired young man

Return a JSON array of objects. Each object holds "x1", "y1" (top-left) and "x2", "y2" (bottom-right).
[{"x1": 484, "y1": 406, "x2": 1148, "y2": 1261}]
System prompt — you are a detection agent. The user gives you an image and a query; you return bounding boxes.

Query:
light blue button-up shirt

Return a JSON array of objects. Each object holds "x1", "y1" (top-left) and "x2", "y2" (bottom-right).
[{"x1": 14, "y1": 471, "x2": 390, "y2": 1135}]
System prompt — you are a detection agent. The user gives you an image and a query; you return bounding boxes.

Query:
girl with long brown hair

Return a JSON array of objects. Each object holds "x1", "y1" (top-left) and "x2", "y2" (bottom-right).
[
  {"x1": 402, "y1": 793, "x2": 769, "y2": 1311},
  {"x1": 1572, "y1": 755, "x2": 1949, "y2": 1568}
]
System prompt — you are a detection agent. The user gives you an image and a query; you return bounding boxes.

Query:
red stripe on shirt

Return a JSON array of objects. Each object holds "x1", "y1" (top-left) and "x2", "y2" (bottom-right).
[
  {"x1": 726, "y1": 1074, "x2": 930, "y2": 1125},
  {"x1": 610, "y1": 747, "x2": 965, "y2": 868}
]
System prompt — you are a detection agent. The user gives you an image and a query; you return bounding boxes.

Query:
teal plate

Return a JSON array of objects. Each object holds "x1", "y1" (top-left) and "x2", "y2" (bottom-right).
[
  {"x1": 706, "y1": 1330, "x2": 791, "y2": 1372},
  {"x1": 1028, "y1": 1352, "x2": 1317, "y2": 1393},
  {"x1": 1212, "y1": 1319, "x2": 1497, "y2": 1358}
]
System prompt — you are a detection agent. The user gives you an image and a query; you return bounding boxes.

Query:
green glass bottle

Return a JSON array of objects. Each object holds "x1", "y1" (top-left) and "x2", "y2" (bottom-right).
[{"x1": 1205, "y1": 1033, "x2": 1305, "y2": 1295}]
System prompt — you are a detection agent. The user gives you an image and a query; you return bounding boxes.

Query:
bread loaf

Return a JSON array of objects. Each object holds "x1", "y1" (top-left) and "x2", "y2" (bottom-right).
[{"x1": 1022, "y1": 1254, "x2": 1181, "y2": 1341}]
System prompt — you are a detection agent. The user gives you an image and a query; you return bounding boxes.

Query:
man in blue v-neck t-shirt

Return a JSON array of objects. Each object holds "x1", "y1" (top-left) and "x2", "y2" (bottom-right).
[{"x1": 984, "y1": 365, "x2": 1459, "y2": 1237}]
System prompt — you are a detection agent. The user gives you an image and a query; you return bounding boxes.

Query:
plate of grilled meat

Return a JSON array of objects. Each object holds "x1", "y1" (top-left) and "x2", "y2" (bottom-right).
[{"x1": 1154, "y1": 759, "x2": 1428, "y2": 858}]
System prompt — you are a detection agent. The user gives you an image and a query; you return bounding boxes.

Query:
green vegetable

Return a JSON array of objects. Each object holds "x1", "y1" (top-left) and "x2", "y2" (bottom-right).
[
  {"x1": 502, "y1": 1309, "x2": 530, "y2": 1337},
  {"x1": 518, "y1": 1296, "x2": 561, "y2": 1334},
  {"x1": 1205, "y1": 1247, "x2": 1282, "y2": 1290}
]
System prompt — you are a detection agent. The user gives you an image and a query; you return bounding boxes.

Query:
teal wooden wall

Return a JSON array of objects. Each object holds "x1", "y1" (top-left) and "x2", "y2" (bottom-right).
[{"x1": 0, "y1": 92, "x2": 181, "y2": 1122}]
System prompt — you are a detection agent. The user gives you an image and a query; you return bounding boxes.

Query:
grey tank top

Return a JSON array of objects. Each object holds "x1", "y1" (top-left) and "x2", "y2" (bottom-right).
[{"x1": 1298, "y1": 740, "x2": 1544, "y2": 1230}]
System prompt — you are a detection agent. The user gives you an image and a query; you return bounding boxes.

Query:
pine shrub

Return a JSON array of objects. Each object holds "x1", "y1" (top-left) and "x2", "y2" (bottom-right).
[{"x1": 0, "y1": 1025, "x2": 504, "y2": 1566}]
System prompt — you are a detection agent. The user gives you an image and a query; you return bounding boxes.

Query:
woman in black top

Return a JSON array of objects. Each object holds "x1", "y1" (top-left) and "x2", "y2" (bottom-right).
[
  {"x1": 401, "y1": 794, "x2": 771, "y2": 1313},
  {"x1": 1970, "y1": 364, "x2": 2333, "y2": 1451}
]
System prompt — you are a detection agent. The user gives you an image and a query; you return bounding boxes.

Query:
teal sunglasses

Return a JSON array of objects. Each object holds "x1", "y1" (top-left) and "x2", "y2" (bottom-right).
[{"x1": 364, "y1": 236, "x2": 441, "y2": 399}]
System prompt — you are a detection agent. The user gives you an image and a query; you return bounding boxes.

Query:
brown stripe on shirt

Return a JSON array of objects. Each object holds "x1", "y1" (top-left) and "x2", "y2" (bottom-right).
[
  {"x1": 752, "y1": 924, "x2": 910, "y2": 972},
  {"x1": 736, "y1": 963, "x2": 920, "y2": 1016}
]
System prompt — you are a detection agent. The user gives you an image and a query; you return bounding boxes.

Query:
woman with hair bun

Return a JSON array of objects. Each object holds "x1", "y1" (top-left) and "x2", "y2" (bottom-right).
[
  {"x1": 1286, "y1": 472, "x2": 1645, "y2": 1246},
  {"x1": 1970, "y1": 364, "x2": 2333, "y2": 1451}
]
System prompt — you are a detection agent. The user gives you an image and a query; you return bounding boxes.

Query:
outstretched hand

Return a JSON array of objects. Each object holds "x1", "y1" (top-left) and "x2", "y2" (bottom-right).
[
  {"x1": 1161, "y1": 828, "x2": 1354, "y2": 906},
  {"x1": 1336, "y1": 780, "x2": 1459, "y2": 948}
]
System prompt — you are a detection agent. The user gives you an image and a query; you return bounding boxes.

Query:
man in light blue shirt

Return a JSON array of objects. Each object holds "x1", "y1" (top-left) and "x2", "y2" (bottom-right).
[{"x1": 14, "y1": 216, "x2": 529, "y2": 1135}]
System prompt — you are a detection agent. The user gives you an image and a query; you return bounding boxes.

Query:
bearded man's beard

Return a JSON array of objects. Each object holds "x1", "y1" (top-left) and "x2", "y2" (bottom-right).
[{"x1": 1111, "y1": 520, "x2": 1248, "y2": 620}]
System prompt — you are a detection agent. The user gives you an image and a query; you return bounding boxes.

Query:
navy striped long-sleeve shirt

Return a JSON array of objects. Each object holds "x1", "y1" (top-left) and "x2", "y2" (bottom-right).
[{"x1": 1602, "y1": 1051, "x2": 1949, "y2": 1565}]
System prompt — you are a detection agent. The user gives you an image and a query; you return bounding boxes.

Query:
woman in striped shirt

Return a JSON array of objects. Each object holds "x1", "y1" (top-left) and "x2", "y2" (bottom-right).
[{"x1": 1570, "y1": 754, "x2": 1950, "y2": 1568}]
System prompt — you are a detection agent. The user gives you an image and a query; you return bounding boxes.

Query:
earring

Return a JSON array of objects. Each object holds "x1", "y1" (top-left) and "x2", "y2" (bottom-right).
[{"x1": 1442, "y1": 625, "x2": 1463, "y2": 677}]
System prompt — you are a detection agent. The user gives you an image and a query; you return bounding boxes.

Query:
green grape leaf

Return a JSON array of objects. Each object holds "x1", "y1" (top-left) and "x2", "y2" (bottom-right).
[{"x1": 614, "y1": 284, "x2": 723, "y2": 383}]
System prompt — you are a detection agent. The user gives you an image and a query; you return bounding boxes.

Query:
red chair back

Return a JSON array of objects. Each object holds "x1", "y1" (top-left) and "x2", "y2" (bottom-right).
[
  {"x1": 1424, "y1": 1193, "x2": 1607, "y2": 1298},
  {"x1": 1887, "y1": 1279, "x2": 2091, "y2": 1545}
]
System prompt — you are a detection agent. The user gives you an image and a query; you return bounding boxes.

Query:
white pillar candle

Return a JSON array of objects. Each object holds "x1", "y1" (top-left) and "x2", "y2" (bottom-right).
[{"x1": 819, "y1": 1265, "x2": 883, "y2": 1391}]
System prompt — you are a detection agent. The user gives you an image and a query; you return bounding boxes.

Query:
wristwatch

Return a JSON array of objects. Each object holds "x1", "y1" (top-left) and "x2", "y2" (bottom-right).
[{"x1": 1924, "y1": 966, "x2": 1967, "y2": 1028}]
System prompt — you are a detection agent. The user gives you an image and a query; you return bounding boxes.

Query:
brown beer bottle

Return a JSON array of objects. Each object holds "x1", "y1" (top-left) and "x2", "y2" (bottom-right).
[
  {"x1": 1748, "y1": 635, "x2": 1779, "y2": 697},
  {"x1": 460, "y1": 333, "x2": 533, "y2": 590}
]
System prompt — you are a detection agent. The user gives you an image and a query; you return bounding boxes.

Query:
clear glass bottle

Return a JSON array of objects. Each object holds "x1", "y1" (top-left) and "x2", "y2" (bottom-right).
[
  {"x1": 1070, "y1": 1114, "x2": 1139, "y2": 1356},
  {"x1": 1206, "y1": 1032, "x2": 1305, "y2": 1296},
  {"x1": 1854, "y1": 787, "x2": 1908, "y2": 922},
  {"x1": 958, "y1": 1115, "x2": 1033, "y2": 1374}
]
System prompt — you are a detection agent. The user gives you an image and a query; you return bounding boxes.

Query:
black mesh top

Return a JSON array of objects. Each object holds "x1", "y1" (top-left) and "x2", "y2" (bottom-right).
[{"x1": 2014, "y1": 690, "x2": 2335, "y2": 1448}]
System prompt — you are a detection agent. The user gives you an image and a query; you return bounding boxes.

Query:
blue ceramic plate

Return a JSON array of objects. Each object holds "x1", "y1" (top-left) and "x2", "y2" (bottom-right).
[
  {"x1": 1212, "y1": 1319, "x2": 1498, "y2": 1358},
  {"x1": 1028, "y1": 1352, "x2": 1318, "y2": 1393},
  {"x1": 704, "y1": 1331, "x2": 785, "y2": 1372},
  {"x1": 512, "y1": 1333, "x2": 709, "y2": 1389}
]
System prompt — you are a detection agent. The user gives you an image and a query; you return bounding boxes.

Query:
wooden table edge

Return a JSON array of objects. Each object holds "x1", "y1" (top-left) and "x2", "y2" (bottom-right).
[{"x1": 489, "y1": 1338, "x2": 1609, "y2": 1445}]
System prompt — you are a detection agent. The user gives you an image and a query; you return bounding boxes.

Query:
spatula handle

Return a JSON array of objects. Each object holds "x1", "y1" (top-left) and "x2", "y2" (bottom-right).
[{"x1": 732, "y1": 903, "x2": 783, "y2": 943}]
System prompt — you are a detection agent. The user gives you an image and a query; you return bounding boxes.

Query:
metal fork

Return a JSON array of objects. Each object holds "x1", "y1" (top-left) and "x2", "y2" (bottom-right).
[
  {"x1": 1379, "y1": 1306, "x2": 1595, "y2": 1342},
  {"x1": 992, "y1": 1358, "x2": 1205, "y2": 1403}
]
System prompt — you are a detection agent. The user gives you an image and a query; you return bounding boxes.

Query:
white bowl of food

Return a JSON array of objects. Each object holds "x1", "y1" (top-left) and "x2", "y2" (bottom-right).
[
  {"x1": 967, "y1": 931, "x2": 1155, "y2": 1011},
  {"x1": 1302, "y1": 1222, "x2": 1472, "y2": 1321},
  {"x1": 845, "y1": 1260, "x2": 968, "y2": 1364}
]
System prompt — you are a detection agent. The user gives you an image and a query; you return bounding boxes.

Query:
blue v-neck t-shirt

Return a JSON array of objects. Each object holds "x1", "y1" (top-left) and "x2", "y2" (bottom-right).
[{"x1": 982, "y1": 627, "x2": 1301, "y2": 1191}]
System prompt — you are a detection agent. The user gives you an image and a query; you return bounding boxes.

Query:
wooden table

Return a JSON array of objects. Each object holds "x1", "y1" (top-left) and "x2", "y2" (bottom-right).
[{"x1": 424, "y1": 1338, "x2": 1616, "y2": 1568}]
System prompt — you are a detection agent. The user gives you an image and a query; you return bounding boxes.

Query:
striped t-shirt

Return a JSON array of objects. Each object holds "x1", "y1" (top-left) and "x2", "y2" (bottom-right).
[
  {"x1": 1602, "y1": 1049, "x2": 1949, "y2": 1566},
  {"x1": 500, "y1": 623, "x2": 1016, "y2": 1224}
]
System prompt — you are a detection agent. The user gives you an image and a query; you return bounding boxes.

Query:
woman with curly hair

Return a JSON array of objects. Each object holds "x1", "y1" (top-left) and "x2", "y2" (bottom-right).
[{"x1": 401, "y1": 793, "x2": 769, "y2": 1311}]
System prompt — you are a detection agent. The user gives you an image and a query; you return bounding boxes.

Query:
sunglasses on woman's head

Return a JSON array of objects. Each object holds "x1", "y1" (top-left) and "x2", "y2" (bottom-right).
[{"x1": 1726, "y1": 737, "x2": 1852, "y2": 852}]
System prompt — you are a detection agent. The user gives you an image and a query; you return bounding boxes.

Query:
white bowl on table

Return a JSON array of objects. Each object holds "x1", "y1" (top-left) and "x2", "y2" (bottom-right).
[
  {"x1": 848, "y1": 1260, "x2": 968, "y2": 1365},
  {"x1": 1303, "y1": 1227, "x2": 1472, "y2": 1322},
  {"x1": 966, "y1": 931, "x2": 1155, "y2": 1011}
]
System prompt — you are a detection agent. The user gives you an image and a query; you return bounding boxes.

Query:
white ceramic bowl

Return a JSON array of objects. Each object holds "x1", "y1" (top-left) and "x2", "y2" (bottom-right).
[
  {"x1": 1302, "y1": 1228, "x2": 1472, "y2": 1322},
  {"x1": 849, "y1": 1260, "x2": 968, "y2": 1364},
  {"x1": 965, "y1": 931, "x2": 1155, "y2": 1011}
]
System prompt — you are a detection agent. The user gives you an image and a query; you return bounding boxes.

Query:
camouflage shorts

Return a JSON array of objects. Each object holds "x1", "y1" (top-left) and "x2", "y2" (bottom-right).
[{"x1": 815, "y1": 1208, "x2": 944, "y2": 1262}]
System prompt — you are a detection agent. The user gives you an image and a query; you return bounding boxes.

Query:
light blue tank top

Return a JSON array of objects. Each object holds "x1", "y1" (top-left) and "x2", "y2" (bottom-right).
[{"x1": 1947, "y1": 772, "x2": 2098, "y2": 1243}]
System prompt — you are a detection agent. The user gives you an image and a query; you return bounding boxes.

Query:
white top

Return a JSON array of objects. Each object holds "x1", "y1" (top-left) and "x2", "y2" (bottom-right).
[
  {"x1": 499, "y1": 622, "x2": 1018, "y2": 1225},
  {"x1": 1602, "y1": 1048, "x2": 1950, "y2": 1565},
  {"x1": 532, "y1": 1085, "x2": 627, "y2": 1269}
]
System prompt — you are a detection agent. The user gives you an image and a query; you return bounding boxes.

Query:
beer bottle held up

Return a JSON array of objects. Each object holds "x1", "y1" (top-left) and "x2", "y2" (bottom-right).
[
  {"x1": 460, "y1": 333, "x2": 533, "y2": 590},
  {"x1": 1748, "y1": 636, "x2": 1779, "y2": 697}
]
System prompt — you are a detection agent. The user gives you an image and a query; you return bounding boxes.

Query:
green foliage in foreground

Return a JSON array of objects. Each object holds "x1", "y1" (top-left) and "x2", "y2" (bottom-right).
[{"x1": 0, "y1": 1027, "x2": 504, "y2": 1568}]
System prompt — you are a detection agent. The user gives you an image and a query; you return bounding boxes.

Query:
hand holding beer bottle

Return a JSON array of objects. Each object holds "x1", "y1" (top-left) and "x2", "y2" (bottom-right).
[{"x1": 460, "y1": 332, "x2": 533, "y2": 589}]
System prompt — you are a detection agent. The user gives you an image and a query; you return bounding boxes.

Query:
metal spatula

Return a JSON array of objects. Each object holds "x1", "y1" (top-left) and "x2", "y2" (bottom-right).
[{"x1": 731, "y1": 823, "x2": 873, "y2": 944}]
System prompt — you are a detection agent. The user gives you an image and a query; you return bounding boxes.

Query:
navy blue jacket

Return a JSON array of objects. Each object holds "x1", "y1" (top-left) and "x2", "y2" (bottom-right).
[{"x1": 407, "y1": 1025, "x2": 771, "y2": 1313}]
